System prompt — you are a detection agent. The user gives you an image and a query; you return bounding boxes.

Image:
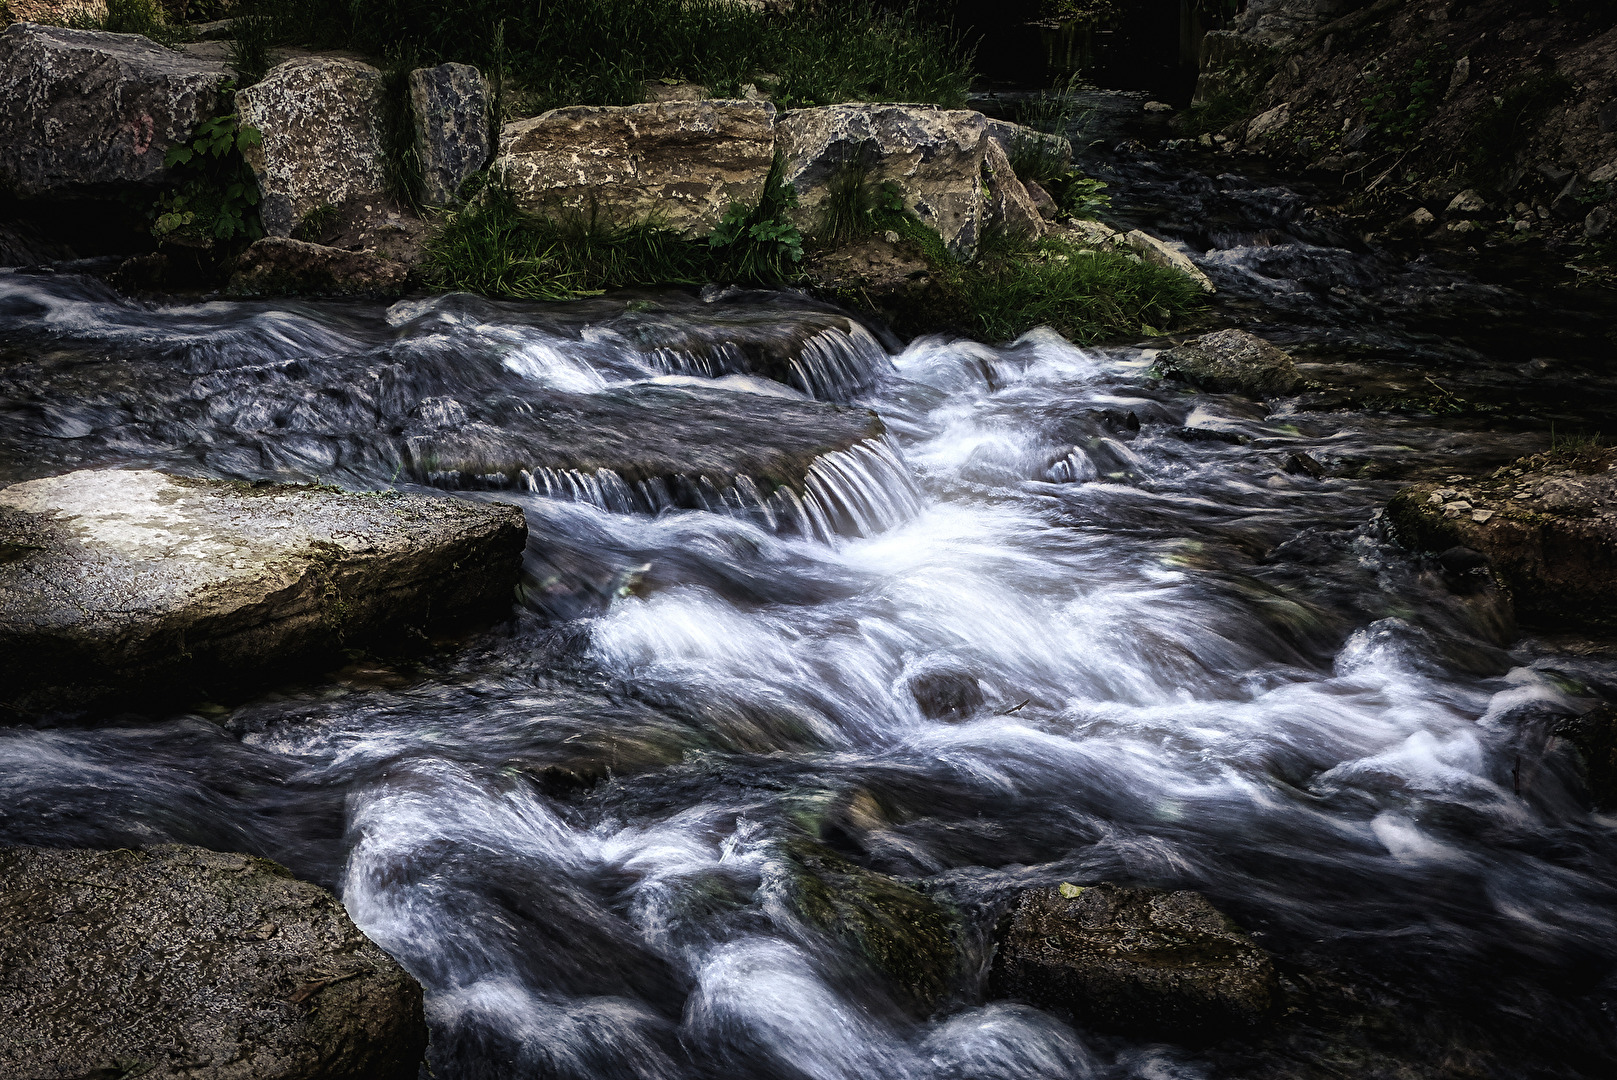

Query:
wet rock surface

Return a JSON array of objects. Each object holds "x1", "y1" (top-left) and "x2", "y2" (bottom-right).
[
  {"x1": 0, "y1": 469, "x2": 526, "y2": 719},
  {"x1": 0, "y1": 22, "x2": 224, "y2": 197},
  {"x1": 409, "y1": 62, "x2": 492, "y2": 207},
  {"x1": 1387, "y1": 448, "x2": 1617, "y2": 630},
  {"x1": 0, "y1": 843, "x2": 426, "y2": 1079},
  {"x1": 988, "y1": 883, "x2": 1278, "y2": 1041},
  {"x1": 1157, "y1": 329, "x2": 1305, "y2": 398},
  {"x1": 228, "y1": 236, "x2": 411, "y2": 298},
  {"x1": 982, "y1": 136, "x2": 1044, "y2": 240},
  {"x1": 778, "y1": 104, "x2": 988, "y2": 259},
  {"x1": 237, "y1": 58, "x2": 390, "y2": 238},
  {"x1": 495, "y1": 100, "x2": 777, "y2": 238}
]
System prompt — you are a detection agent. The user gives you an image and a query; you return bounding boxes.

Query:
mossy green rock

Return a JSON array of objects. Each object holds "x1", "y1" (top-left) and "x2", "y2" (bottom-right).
[
  {"x1": 1157, "y1": 329, "x2": 1303, "y2": 398},
  {"x1": 988, "y1": 882, "x2": 1277, "y2": 1041},
  {"x1": 0, "y1": 844, "x2": 426, "y2": 1079},
  {"x1": 782, "y1": 837, "x2": 959, "y2": 1014}
]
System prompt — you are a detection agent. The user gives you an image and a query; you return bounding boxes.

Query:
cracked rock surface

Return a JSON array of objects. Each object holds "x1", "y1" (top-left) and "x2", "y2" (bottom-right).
[
  {"x1": 0, "y1": 843, "x2": 426, "y2": 1079},
  {"x1": 0, "y1": 469, "x2": 526, "y2": 720}
]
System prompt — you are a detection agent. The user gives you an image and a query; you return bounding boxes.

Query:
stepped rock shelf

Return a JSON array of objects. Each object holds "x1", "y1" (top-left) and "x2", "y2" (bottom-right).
[
  {"x1": 0, "y1": 843, "x2": 426, "y2": 1079},
  {"x1": 0, "y1": 470, "x2": 527, "y2": 720}
]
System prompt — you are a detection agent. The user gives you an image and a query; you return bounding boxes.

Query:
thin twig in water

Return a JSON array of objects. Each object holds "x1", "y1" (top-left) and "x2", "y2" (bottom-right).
[{"x1": 999, "y1": 699, "x2": 1029, "y2": 715}]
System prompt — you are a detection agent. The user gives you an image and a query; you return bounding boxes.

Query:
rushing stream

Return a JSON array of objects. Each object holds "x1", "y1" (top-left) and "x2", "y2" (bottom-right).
[{"x1": 4, "y1": 138, "x2": 1617, "y2": 1078}]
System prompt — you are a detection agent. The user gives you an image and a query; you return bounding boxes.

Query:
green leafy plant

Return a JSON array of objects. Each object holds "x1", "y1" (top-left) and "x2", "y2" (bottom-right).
[
  {"x1": 1360, "y1": 49, "x2": 1445, "y2": 151},
  {"x1": 154, "y1": 103, "x2": 264, "y2": 243},
  {"x1": 1051, "y1": 173, "x2": 1110, "y2": 217},
  {"x1": 291, "y1": 203, "x2": 340, "y2": 242},
  {"x1": 709, "y1": 167, "x2": 804, "y2": 282}
]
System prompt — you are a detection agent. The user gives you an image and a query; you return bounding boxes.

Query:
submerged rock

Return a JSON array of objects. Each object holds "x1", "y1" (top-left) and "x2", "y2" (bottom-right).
[
  {"x1": 0, "y1": 22, "x2": 224, "y2": 197},
  {"x1": 781, "y1": 837, "x2": 959, "y2": 1014},
  {"x1": 229, "y1": 236, "x2": 411, "y2": 298},
  {"x1": 0, "y1": 843, "x2": 426, "y2": 1078},
  {"x1": 0, "y1": 470, "x2": 526, "y2": 719},
  {"x1": 1386, "y1": 448, "x2": 1617, "y2": 629},
  {"x1": 778, "y1": 104, "x2": 988, "y2": 259},
  {"x1": 237, "y1": 58, "x2": 390, "y2": 238},
  {"x1": 988, "y1": 882, "x2": 1277, "y2": 1041},
  {"x1": 409, "y1": 62, "x2": 492, "y2": 206},
  {"x1": 1157, "y1": 329, "x2": 1304, "y2": 397},
  {"x1": 494, "y1": 100, "x2": 777, "y2": 238},
  {"x1": 1556, "y1": 704, "x2": 1617, "y2": 810}
]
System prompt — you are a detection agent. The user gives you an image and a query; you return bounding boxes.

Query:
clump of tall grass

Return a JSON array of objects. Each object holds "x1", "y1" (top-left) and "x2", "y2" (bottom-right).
[
  {"x1": 232, "y1": 0, "x2": 974, "y2": 115},
  {"x1": 64, "y1": 0, "x2": 192, "y2": 44}
]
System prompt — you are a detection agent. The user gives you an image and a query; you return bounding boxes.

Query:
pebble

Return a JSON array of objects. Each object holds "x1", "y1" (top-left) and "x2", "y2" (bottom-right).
[{"x1": 1471, "y1": 509, "x2": 1495, "y2": 523}]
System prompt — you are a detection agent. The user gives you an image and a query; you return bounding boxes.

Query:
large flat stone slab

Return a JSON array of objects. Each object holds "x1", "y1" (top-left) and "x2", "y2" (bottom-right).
[
  {"x1": 0, "y1": 470, "x2": 527, "y2": 719},
  {"x1": 0, "y1": 22, "x2": 225, "y2": 197},
  {"x1": 0, "y1": 843, "x2": 426, "y2": 1079},
  {"x1": 494, "y1": 99, "x2": 777, "y2": 238}
]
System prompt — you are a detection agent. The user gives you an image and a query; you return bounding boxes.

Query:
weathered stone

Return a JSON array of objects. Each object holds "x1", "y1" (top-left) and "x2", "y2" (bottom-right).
[
  {"x1": 494, "y1": 100, "x2": 776, "y2": 238},
  {"x1": 1123, "y1": 229, "x2": 1217, "y2": 292},
  {"x1": 409, "y1": 62, "x2": 491, "y2": 206},
  {"x1": 1245, "y1": 102, "x2": 1292, "y2": 141},
  {"x1": 1386, "y1": 448, "x2": 1617, "y2": 629},
  {"x1": 0, "y1": 843, "x2": 426, "y2": 1079},
  {"x1": 988, "y1": 883, "x2": 1277, "y2": 1041},
  {"x1": 1586, "y1": 205, "x2": 1613, "y2": 239},
  {"x1": 982, "y1": 136, "x2": 1044, "y2": 240},
  {"x1": 0, "y1": 22, "x2": 224, "y2": 197},
  {"x1": 778, "y1": 104, "x2": 988, "y2": 259},
  {"x1": 229, "y1": 236, "x2": 411, "y2": 298},
  {"x1": 1158, "y1": 329, "x2": 1304, "y2": 397},
  {"x1": 0, "y1": 469, "x2": 526, "y2": 719},
  {"x1": 1024, "y1": 179, "x2": 1059, "y2": 219},
  {"x1": 983, "y1": 118, "x2": 1072, "y2": 173},
  {"x1": 1192, "y1": 30, "x2": 1278, "y2": 107},
  {"x1": 1063, "y1": 217, "x2": 1125, "y2": 249},
  {"x1": 237, "y1": 58, "x2": 389, "y2": 237},
  {"x1": 1446, "y1": 189, "x2": 1488, "y2": 215}
]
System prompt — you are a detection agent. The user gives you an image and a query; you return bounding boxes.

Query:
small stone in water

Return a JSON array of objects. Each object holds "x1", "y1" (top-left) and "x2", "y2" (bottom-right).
[{"x1": 1059, "y1": 882, "x2": 1084, "y2": 898}]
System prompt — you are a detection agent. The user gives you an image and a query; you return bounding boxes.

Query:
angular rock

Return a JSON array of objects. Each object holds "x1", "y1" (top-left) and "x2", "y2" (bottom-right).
[
  {"x1": 1586, "y1": 205, "x2": 1613, "y2": 240},
  {"x1": 983, "y1": 118, "x2": 1072, "y2": 173},
  {"x1": 1158, "y1": 328, "x2": 1304, "y2": 397},
  {"x1": 237, "y1": 58, "x2": 390, "y2": 237},
  {"x1": 988, "y1": 882, "x2": 1277, "y2": 1041},
  {"x1": 982, "y1": 136, "x2": 1044, "y2": 240},
  {"x1": 1024, "y1": 179, "x2": 1059, "y2": 220},
  {"x1": 1445, "y1": 189, "x2": 1488, "y2": 215},
  {"x1": 0, "y1": 22, "x2": 224, "y2": 197},
  {"x1": 1122, "y1": 229, "x2": 1216, "y2": 292},
  {"x1": 778, "y1": 104, "x2": 988, "y2": 259},
  {"x1": 228, "y1": 236, "x2": 410, "y2": 298},
  {"x1": 0, "y1": 470, "x2": 527, "y2": 719},
  {"x1": 0, "y1": 843, "x2": 426, "y2": 1079},
  {"x1": 494, "y1": 100, "x2": 777, "y2": 238},
  {"x1": 1386, "y1": 448, "x2": 1617, "y2": 629},
  {"x1": 409, "y1": 62, "x2": 492, "y2": 206},
  {"x1": 1245, "y1": 102, "x2": 1291, "y2": 142}
]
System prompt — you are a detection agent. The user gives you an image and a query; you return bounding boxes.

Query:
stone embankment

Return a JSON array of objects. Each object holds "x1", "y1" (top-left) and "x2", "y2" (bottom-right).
[
  {"x1": 0, "y1": 843, "x2": 427, "y2": 1079},
  {"x1": 0, "y1": 469, "x2": 527, "y2": 720},
  {"x1": 0, "y1": 21, "x2": 1203, "y2": 300}
]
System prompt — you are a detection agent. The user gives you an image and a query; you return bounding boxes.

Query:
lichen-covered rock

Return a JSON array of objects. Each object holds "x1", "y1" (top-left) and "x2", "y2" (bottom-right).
[
  {"x1": 983, "y1": 118, "x2": 1072, "y2": 173},
  {"x1": 0, "y1": 469, "x2": 527, "y2": 719},
  {"x1": 229, "y1": 236, "x2": 410, "y2": 298},
  {"x1": 237, "y1": 58, "x2": 389, "y2": 237},
  {"x1": 494, "y1": 100, "x2": 777, "y2": 238},
  {"x1": 988, "y1": 882, "x2": 1277, "y2": 1041},
  {"x1": 0, "y1": 22, "x2": 224, "y2": 197},
  {"x1": 1385, "y1": 448, "x2": 1617, "y2": 630},
  {"x1": 0, "y1": 843, "x2": 426, "y2": 1079},
  {"x1": 778, "y1": 104, "x2": 988, "y2": 259},
  {"x1": 983, "y1": 136, "x2": 1044, "y2": 240},
  {"x1": 409, "y1": 62, "x2": 491, "y2": 206},
  {"x1": 1157, "y1": 329, "x2": 1303, "y2": 397}
]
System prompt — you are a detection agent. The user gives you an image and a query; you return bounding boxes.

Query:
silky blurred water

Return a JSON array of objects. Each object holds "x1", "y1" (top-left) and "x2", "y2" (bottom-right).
[{"x1": 1, "y1": 261, "x2": 1615, "y2": 1078}]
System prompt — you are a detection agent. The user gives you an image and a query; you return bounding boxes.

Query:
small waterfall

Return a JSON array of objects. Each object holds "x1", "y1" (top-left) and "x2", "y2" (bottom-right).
[
  {"x1": 798, "y1": 436, "x2": 923, "y2": 541},
  {"x1": 784, "y1": 325, "x2": 893, "y2": 401}
]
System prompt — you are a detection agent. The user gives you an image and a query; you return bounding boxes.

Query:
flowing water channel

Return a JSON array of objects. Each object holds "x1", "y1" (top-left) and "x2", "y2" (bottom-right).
[{"x1": 3, "y1": 140, "x2": 1617, "y2": 1078}]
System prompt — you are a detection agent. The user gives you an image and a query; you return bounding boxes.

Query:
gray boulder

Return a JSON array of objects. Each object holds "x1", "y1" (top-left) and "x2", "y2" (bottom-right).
[
  {"x1": 0, "y1": 469, "x2": 526, "y2": 719},
  {"x1": 778, "y1": 104, "x2": 989, "y2": 259},
  {"x1": 237, "y1": 58, "x2": 390, "y2": 237},
  {"x1": 494, "y1": 100, "x2": 777, "y2": 238},
  {"x1": 0, "y1": 22, "x2": 224, "y2": 197},
  {"x1": 409, "y1": 62, "x2": 492, "y2": 206},
  {"x1": 1157, "y1": 328, "x2": 1303, "y2": 397},
  {"x1": 0, "y1": 843, "x2": 426, "y2": 1079},
  {"x1": 983, "y1": 118, "x2": 1072, "y2": 173},
  {"x1": 983, "y1": 135, "x2": 1044, "y2": 240},
  {"x1": 988, "y1": 882, "x2": 1277, "y2": 1041}
]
